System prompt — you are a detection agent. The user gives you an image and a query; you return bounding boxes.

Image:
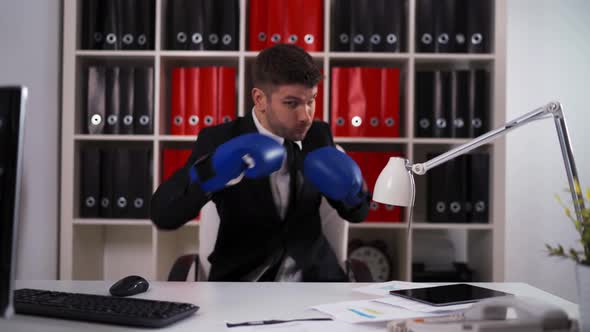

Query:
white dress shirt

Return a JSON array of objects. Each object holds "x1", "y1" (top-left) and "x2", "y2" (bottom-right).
[
  {"x1": 251, "y1": 110, "x2": 303, "y2": 281},
  {"x1": 251, "y1": 110, "x2": 302, "y2": 220}
]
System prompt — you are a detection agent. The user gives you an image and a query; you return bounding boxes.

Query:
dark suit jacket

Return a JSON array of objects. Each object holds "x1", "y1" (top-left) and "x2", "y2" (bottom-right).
[{"x1": 150, "y1": 115, "x2": 370, "y2": 281}]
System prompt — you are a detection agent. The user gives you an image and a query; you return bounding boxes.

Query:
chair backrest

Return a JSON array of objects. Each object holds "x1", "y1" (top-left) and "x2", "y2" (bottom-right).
[
  {"x1": 197, "y1": 201, "x2": 219, "y2": 280},
  {"x1": 196, "y1": 198, "x2": 349, "y2": 281}
]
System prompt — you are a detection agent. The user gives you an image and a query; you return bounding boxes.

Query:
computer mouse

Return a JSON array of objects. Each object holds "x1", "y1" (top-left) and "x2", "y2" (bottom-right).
[{"x1": 109, "y1": 275, "x2": 150, "y2": 297}]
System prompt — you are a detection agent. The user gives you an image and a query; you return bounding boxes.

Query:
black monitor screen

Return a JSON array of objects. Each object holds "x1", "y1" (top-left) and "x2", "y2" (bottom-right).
[{"x1": 0, "y1": 87, "x2": 26, "y2": 318}]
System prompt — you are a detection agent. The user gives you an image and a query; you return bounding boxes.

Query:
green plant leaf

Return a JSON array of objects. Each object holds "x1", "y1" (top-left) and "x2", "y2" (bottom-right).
[
  {"x1": 555, "y1": 194, "x2": 564, "y2": 205},
  {"x1": 575, "y1": 180, "x2": 582, "y2": 196},
  {"x1": 574, "y1": 220, "x2": 582, "y2": 233},
  {"x1": 568, "y1": 248, "x2": 581, "y2": 263},
  {"x1": 551, "y1": 186, "x2": 590, "y2": 264}
]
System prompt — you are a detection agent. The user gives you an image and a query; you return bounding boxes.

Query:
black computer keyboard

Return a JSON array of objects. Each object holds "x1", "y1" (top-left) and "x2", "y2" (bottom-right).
[{"x1": 14, "y1": 288, "x2": 199, "y2": 328}]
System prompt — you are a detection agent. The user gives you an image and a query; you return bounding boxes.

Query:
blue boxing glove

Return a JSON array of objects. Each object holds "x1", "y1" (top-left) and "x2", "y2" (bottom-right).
[
  {"x1": 190, "y1": 133, "x2": 285, "y2": 193},
  {"x1": 303, "y1": 146, "x2": 365, "y2": 207}
]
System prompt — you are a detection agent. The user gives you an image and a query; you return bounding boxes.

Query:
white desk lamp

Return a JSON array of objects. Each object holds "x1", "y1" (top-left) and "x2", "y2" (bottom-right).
[{"x1": 373, "y1": 101, "x2": 586, "y2": 231}]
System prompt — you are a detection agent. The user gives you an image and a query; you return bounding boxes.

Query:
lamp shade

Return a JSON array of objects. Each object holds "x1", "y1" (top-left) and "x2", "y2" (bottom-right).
[{"x1": 373, "y1": 157, "x2": 413, "y2": 207}]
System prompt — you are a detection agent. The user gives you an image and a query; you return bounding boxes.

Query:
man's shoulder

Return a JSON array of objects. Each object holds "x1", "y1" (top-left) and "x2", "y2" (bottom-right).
[
  {"x1": 304, "y1": 120, "x2": 333, "y2": 148},
  {"x1": 198, "y1": 117, "x2": 249, "y2": 144},
  {"x1": 309, "y1": 120, "x2": 331, "y2": 135}
]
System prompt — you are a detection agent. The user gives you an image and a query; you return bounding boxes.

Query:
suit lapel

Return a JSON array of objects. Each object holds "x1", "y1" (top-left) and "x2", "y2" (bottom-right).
[
  {"x1": 236, "y1": 112, "x2": 259, "y2": 135},
  {"x1": 236, "y1": 114, "x2": 282, "y2": 221},
  {"x1": 295, "y1": 139, "x2": 317, "y2": 209}
]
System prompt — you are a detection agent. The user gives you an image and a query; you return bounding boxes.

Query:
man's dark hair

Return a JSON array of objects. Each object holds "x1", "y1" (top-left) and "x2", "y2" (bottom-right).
[{"x1": 253, "y1": 44, "x2": 322, "y2": 92}]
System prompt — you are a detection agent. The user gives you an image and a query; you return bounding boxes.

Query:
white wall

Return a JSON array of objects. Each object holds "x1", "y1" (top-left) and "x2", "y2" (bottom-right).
[
  {"x1": 0, "y1": 1, "x2": 61, "y2": 279},
  {"x1": 506, "y1": 0, "x2": 590, "y2": 302}
]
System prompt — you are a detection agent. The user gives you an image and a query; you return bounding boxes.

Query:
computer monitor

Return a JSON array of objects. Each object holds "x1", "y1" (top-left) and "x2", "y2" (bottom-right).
[{"x1": 0, "y1": 86, "x2": 27, "y2": 318}]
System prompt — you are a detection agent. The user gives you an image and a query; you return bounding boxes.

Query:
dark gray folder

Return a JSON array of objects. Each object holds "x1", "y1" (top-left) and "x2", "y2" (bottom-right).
[
  {"x1": 188, "y1": 0, "x2": 206, "y2": 50},
  {"x1": 80, "y1": 147, "x2": 101, "y2": 218},
  {"x1": 468, "y1": 69, "x2": 490, "y2": 137},
  {"x1": 136, "y1": 0, "x2": 155, "y2": 49},
  {"x1": 119, "y1": 67, "x2": 135, "y2": 135},
  {"x1": 120, "y1": 0, "x2": 137, "y2": 49},
  {"x1": 468, "y1": 153, "x2": 490, "y2": 223},
  {"x1": 427, "y1": 153, "x2": 450, "y2": 223},
  {"x1": 447, "y1": 155, "x2": 468, "y2": 223},
  {"x1": 434, "y1": 0, "x2": 455, "y2": 53},
  {"x1": 466, "y1": 0, "x2": 492, "y2": 53},
  {"x1": 416, "y1": 0, "x2": 435, "y2": 52},
  {"x1": 332, "y1": 0, "x2": 351, "y2": 51},
  {"x1": 112, "y1": 149, "x2": 131, "y2": 218},
  {"x1": 105, "y1": 67, "x2": 121, "y2": 134},
  {"x1": 202, "y1": 0, "x2": 219, "y2": 50},
  {"x1": 453, "y1": 0, "x2": 468, "y2": 52},
  {"x1": 129, "y1": 148, "x2": 152, "y2": 218},
  {"x1": 168, "y1": 0, "x2": 189, "y2": 50},
  {"x1": 133, "y1": 67, "x2": 154, "y2": 134},
  {"x1": 382, "y1": 0, "x2": 405, "y2": 52},
  {"x1": 218, "y1": 0, "x2": 239, "y2": 50},
  {"x1": 350, "y1": 0, "x2": 371, "y2": 52},
  {"x1": 450, "y1": 70, "x2": 469, "y2": 138},
  {"x1": 82, "y1": 0, "x2": 104, "y2": 49},
  {"x1": 99, "y1": 148, "x2": 115, "y2": 218},
  {"x1": 102, "y1": 0, "x2": 121, "y2": 49},
  {"x1": 415, "y1": 71, "x2": 433, "y2": 137},
  {"x1": 86, "y1": 66, "x2": 106, "y2": 134},
  {"x1": 432, "y1": 70, "x2": 451, "y2": 138}
]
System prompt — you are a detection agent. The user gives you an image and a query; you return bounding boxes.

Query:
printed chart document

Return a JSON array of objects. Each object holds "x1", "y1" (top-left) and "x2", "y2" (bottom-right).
[
  {"x1": 310, "y1": 300, "x2": 445, "y2": 324},
  {"x1": 311, "y1": 281, "x2": 470, "y2": 324},
  {"x1": 225, "y1": 319, "x2": 385, "y2": 331}
]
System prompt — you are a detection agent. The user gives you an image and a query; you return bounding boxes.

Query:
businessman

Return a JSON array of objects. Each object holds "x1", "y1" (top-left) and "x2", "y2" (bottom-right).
[{"x1": 151, "y1": 44, "x2": 370, "y2": 282}]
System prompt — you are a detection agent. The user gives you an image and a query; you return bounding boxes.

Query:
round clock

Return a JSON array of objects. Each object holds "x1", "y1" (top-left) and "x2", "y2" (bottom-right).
[{"x1": 348, "y1": 239, "x2": 393, "y2": 282}]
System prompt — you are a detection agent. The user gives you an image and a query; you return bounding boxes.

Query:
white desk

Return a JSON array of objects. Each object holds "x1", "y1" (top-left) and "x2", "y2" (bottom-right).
[{"x1": 0, "y1": 280, "x2": 579, "y2": 331}]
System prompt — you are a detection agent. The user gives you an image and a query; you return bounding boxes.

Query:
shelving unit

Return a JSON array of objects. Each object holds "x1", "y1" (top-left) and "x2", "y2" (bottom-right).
[{"x1": 60, "y1": 0, "x2": 506, "y2": 282}]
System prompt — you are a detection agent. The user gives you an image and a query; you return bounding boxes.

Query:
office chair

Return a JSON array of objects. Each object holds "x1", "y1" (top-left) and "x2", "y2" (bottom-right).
[{"x1": 168, "y1": 199, "x2": 374, "y2": 282}]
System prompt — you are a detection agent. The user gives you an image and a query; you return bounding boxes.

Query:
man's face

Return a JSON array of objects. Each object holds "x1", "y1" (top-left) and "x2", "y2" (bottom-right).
[{"x1": 254, "y1": 84, "x2": 317, "y2": 141}]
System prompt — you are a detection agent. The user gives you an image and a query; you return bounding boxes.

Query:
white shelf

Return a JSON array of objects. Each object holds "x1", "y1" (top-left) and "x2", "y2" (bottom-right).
[
  {"x1": 75, "y1": 50, "x2": 156, "y2": 58},
  {"x1": 414, "y1": 53, "x2": 495, "y2": 61},
  {"x1": 74, "y1": 134, "x2": 155, "y2": 141},
  {"x1": 159, "y1": 50, "x2": 241, "y2": 58},
  {"x1": 158, "y1": 135, "x2": 198, "y2": 142},
  {"x1": 244, "y1": 51, "x2": 326, "y2": 58},
  {"x1": 74, "y1": 219, "x2": 154, "y2": 226},
  {"x1": 411, "y1": 223, "x2": 494, "y2": 230},
  {"x1": 60, "y1": 0, "x2": 506, "y2": 282},
  {"x1": 73, "y1": 219, "x2": 200, "y2": 227},
  {"x1": 334, "y1": 137, "x2": 409, "y2": 144},
  {"x1": 412, "y1": 138, "x2": 474, "y2": 145},
  {"x1": 350, "y1": 222, "x2": 408, "y2": 230},
  {"x1": 329, "y1": 52, "x2": 410, "y2": 60}
]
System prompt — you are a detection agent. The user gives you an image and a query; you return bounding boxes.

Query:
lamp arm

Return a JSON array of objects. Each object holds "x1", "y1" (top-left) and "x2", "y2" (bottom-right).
[{"x1": 410, "y1": 101, "x2": 586, "y2": 226}]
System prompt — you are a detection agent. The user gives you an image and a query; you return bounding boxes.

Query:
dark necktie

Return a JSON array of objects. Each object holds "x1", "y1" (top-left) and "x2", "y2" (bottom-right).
[{"x1": 283, "y1": 140, "x2": 300, "y2": 211}]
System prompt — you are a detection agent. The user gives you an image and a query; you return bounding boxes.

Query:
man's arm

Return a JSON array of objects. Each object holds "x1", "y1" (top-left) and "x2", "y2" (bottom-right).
[
  {"x1": 150, "y1": 127, "x2": 286, "y2": 230},
  {"x1": 307, "y1": 122, "x2": 371, "y2": 223},
  {"x1": 150, "y1": 129, "x2": 216, "y2": 230},
  {"x1": 326, "y1": 186, "x2": 371, "y2": 224}
]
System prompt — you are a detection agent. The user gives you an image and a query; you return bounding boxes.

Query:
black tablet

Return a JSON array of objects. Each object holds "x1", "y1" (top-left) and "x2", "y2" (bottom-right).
[{"x1": 389, "y1": 283, "x2": 512, "y2": 306}]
